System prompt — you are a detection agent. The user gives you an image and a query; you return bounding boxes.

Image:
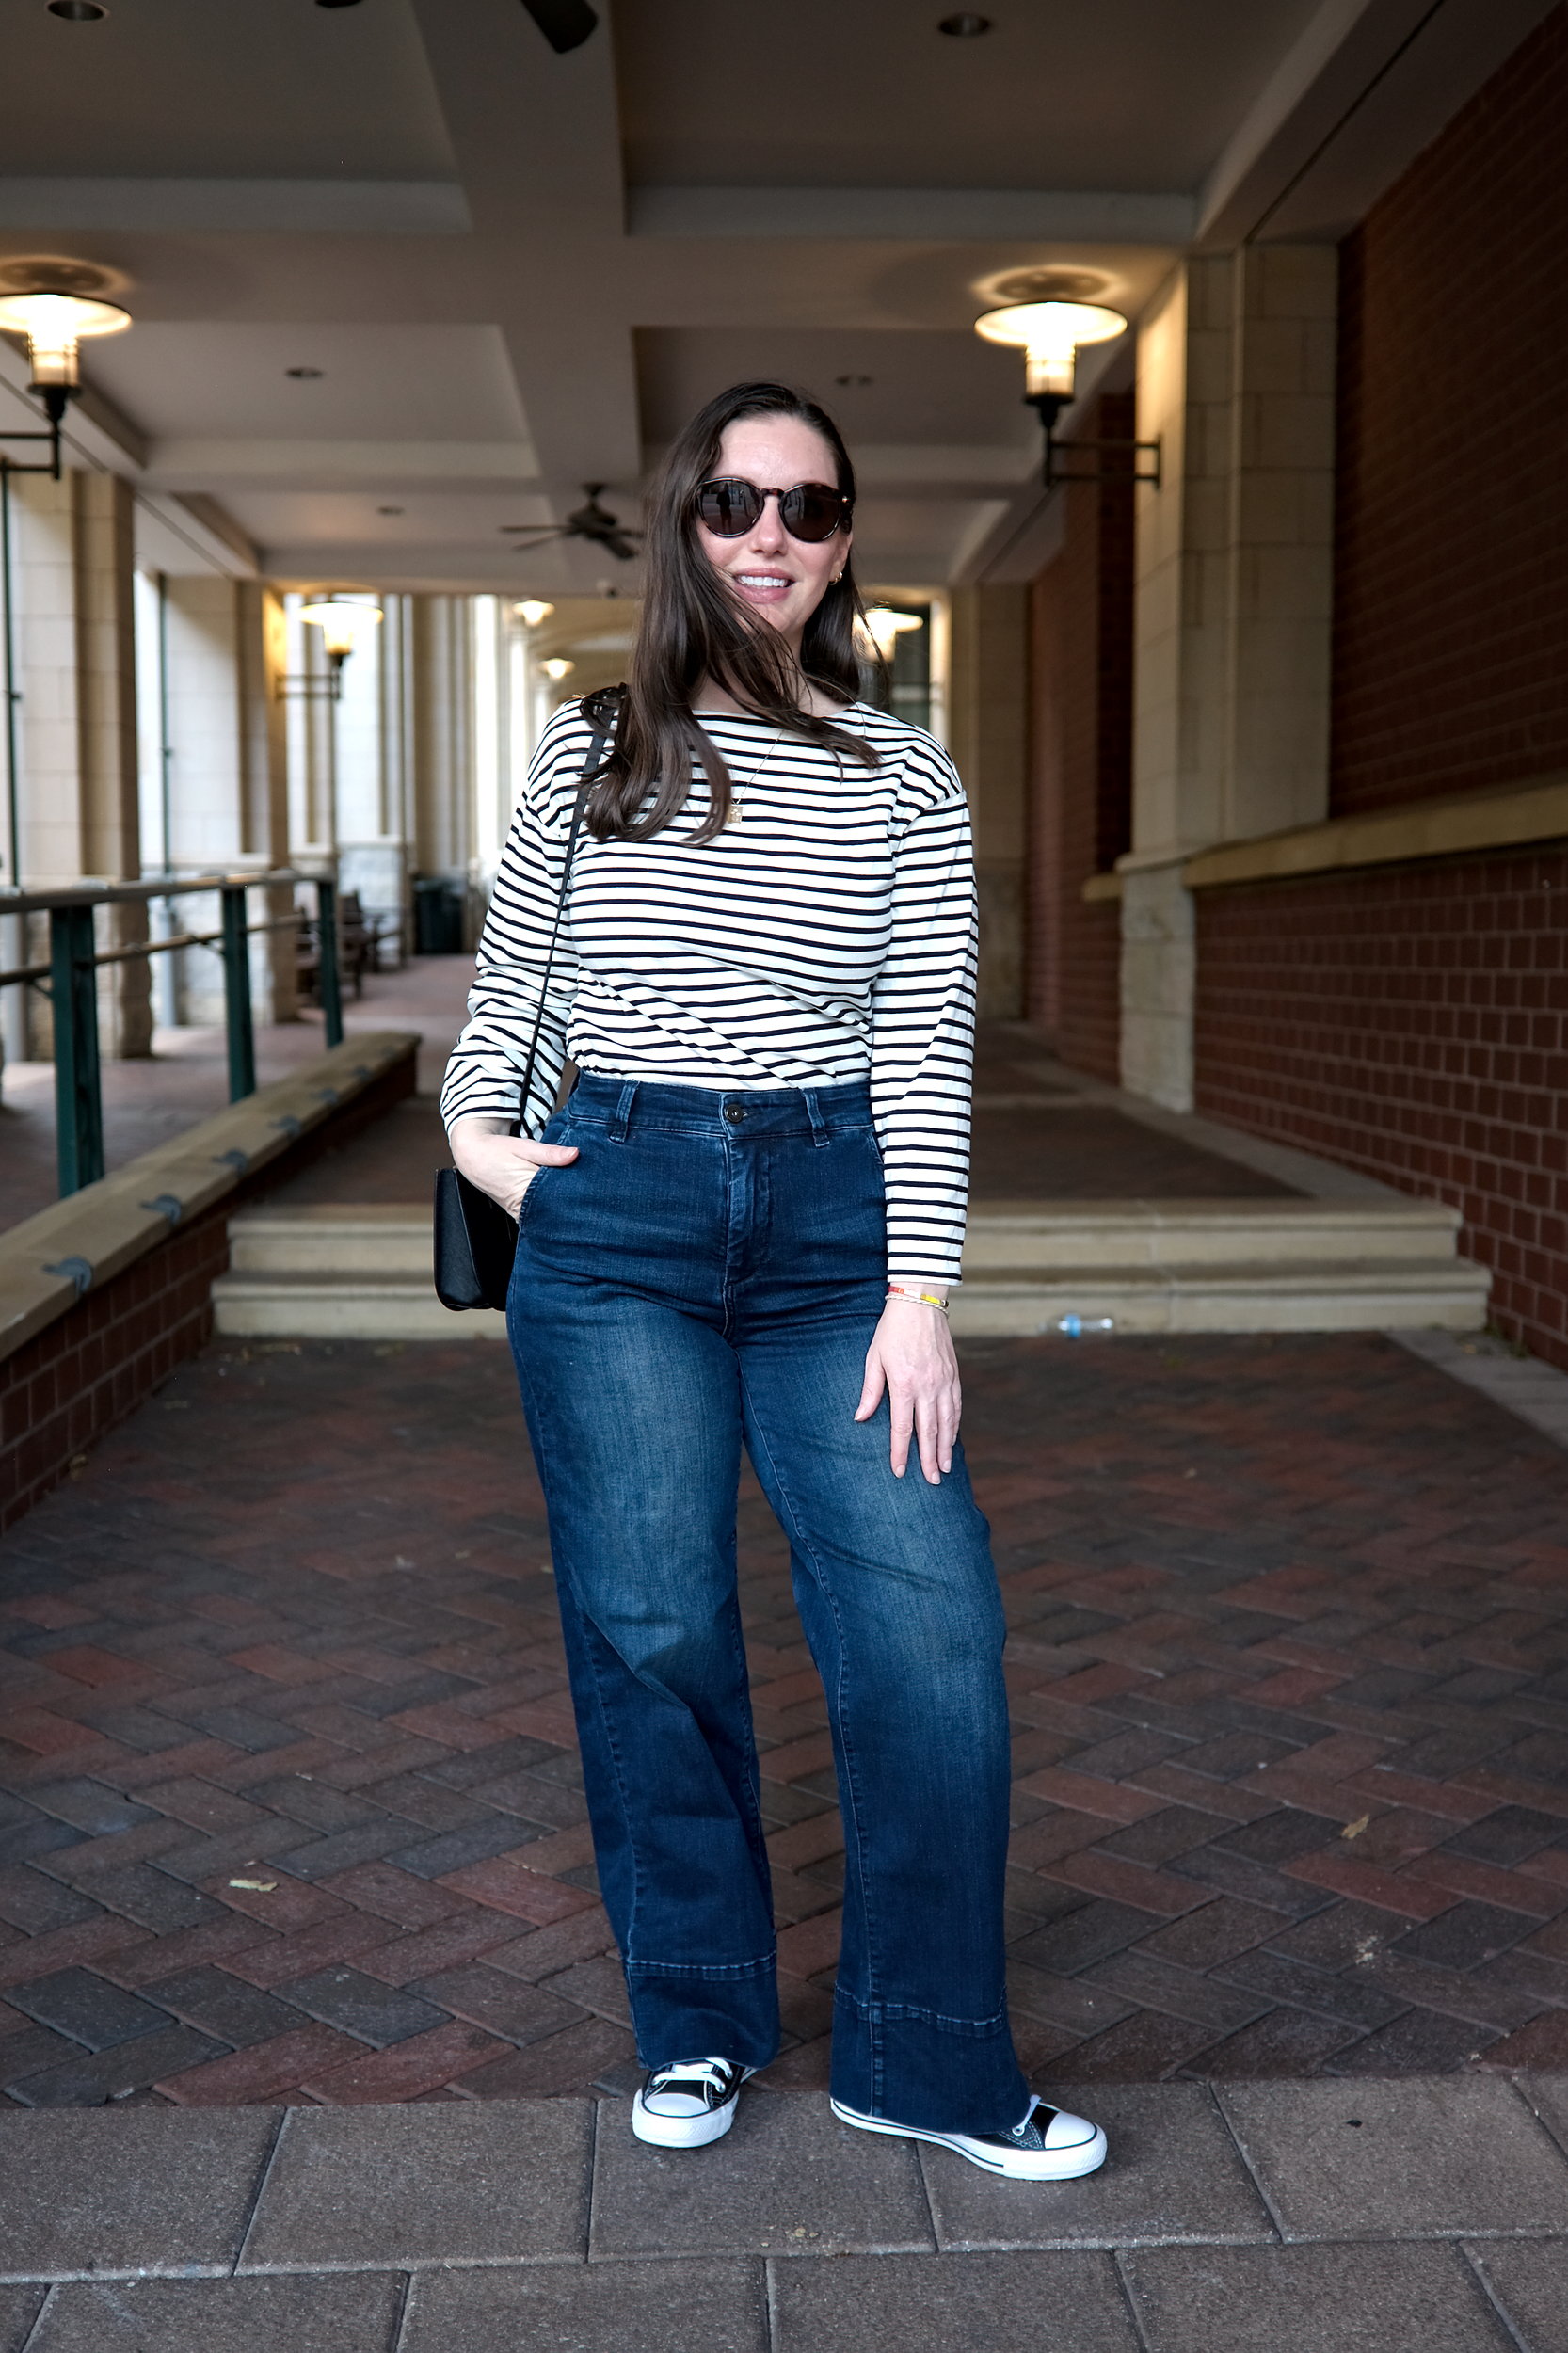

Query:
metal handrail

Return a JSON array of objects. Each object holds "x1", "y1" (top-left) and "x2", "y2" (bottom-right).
[
  {"x1": 0, "y1": 864, "x2": 316, "y2": 917},
  {"x1": 0, "y1": 866, "x2": 345, "y2": 1198}
]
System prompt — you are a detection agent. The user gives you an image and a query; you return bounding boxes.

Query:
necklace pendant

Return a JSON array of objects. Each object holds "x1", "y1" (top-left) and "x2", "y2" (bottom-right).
[{"x1": 726, "y1": 798, "x2": 743, "y2": 826}]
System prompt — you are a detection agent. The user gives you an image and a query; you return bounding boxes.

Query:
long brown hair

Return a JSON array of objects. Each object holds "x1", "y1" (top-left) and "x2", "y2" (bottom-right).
[{"x1": 586, "y1": 380, "x2": 877, "y2": 844}]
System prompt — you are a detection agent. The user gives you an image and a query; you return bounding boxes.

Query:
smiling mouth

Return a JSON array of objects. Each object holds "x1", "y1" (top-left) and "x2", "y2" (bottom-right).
[{"x1": 736, "y1": 573, "x2": 792, "y2": 590}]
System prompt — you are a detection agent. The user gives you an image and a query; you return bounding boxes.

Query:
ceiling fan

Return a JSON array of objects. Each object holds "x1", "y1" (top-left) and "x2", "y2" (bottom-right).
[
  {"x1": 500, "y1": 485, "x2": 643, "y2": 564},
  {"x1": 519, "y1": 0, "x2": 598, "y2": 55}
]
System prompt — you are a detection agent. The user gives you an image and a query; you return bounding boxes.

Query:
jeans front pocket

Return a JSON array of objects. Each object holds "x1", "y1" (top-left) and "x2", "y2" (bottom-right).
[
  {"x1": 515, "y1": 1164, "x2": 553, "y2": 1228},
  {"x1": 515, "y1": 1113, "x2": 577, "y2": 1231}
]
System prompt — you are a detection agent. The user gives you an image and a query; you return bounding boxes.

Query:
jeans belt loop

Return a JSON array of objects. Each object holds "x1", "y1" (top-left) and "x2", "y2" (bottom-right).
[
  {"x1": 608, "y1": 1080, "x2": 638, "y2": 1143},
  {"x1": 803, "y1": 1088, "x2": 829, "y2": 1147}
]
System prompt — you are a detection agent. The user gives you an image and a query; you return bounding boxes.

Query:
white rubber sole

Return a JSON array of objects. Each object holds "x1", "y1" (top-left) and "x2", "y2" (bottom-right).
[
  {"x1": 830, "y1": 2096, "x2": 1109, "y2": 2181},
  {"x1": 632, "y1": 2070, "x2": 754, "y2": 2150}
]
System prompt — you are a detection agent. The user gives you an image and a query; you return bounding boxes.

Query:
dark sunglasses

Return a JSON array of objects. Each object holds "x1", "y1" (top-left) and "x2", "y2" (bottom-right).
[{"x1": 694, "y1": 477, "x2": 850, "y2": 544}]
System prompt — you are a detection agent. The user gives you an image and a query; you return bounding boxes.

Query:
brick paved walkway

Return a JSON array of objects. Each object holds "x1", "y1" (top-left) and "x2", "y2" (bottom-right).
[{"x1": 3, "y1": 1329, "x2": 1568, "y2": 2107}]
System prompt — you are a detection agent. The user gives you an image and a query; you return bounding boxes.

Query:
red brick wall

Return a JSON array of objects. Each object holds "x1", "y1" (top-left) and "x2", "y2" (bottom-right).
[
  {"x1": 0, "y1": 1051, "x2": 416, "y2": 1533},
  {"x1": 0, "y1": 1209, "x2": 229, "y2": 1533},
  {"x1": 1194, "y1": 850, "x2": 1568, "y2": 1369},
  {"x1": 1025, "y1": 392, "x2": 1134, "y2": 1078},
  {"x1": 1332, "y1": 6, "x2": 1568, "y2": 815}
]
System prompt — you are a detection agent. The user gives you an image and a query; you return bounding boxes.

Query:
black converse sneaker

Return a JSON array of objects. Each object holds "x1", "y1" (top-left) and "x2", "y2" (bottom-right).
[
  {"x1": 632, "y1": 2057, "x2": 755, "y2": 2149},
  {"x1": 830, "y1": 2092, "x2": 1108, "y2": 2180}
]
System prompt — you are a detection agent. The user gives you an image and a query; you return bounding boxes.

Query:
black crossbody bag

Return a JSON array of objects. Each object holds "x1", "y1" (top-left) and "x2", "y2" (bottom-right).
[{"x1": 433, "y1": 694, "x2": 618, "y2": 1313}]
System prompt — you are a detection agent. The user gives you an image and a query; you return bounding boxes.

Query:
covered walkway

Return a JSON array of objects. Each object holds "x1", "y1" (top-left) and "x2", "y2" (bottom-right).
[{"x1": 2, "y1": 0, "x2": 1567, "y2": 2339}]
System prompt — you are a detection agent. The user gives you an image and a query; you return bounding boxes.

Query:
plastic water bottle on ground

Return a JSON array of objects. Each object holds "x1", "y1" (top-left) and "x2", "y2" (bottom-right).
[{"x1": 1055, "y1": 1314, "x2": 1116, "y2": 1338}]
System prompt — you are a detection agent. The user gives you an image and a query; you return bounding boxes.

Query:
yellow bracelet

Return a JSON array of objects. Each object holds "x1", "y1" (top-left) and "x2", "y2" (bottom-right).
[{"x1": 886, "y1": 1283, "x2": 949, "y2": 1315}]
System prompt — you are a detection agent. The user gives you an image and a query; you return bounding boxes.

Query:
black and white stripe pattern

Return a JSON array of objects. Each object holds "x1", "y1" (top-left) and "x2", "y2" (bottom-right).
[{"x1": 440, "y1": 699, "x2": 978, "y2": 1282}]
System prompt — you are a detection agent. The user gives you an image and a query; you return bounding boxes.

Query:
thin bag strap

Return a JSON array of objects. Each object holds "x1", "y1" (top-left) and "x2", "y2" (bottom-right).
[{"x1": 511, "y1": 696, "x2": 617, "y2": 1137}]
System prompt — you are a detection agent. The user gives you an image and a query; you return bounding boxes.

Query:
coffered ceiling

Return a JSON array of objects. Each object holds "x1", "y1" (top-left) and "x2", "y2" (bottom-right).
[{"x1": 0, "y1": 0, "x2": 1553, "y2": 592}]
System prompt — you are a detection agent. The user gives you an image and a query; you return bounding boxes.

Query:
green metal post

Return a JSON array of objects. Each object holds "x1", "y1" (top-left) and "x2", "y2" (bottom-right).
[
  {"x1": 315, "y1": 877, "x2": 344, "y2": 1048},
  {"x1": 50, "y1": 904, "x2": 104, "y2": 1194},
  {"x1": 219, "y1": 883, "x2": 256, "y2": 1101}
]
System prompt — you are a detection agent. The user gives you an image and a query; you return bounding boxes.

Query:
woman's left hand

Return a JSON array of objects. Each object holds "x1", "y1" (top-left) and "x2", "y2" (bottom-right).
[{"x1": 856, "y1": 1297, "x2": 961, "y2": 1483}]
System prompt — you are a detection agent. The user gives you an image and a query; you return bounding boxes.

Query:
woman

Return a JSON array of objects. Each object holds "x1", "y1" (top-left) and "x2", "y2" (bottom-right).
[{"x1": 441, "y1": 381, "x2": 1107, "y2": 2182}]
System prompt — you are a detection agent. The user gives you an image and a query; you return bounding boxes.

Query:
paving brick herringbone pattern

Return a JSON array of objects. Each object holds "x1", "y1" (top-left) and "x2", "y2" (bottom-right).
[{"x1": 3, "y1": 1331, "x2": 1568, "y2": 2105}]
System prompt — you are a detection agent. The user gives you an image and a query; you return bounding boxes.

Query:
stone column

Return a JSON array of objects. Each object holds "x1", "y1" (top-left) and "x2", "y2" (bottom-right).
[
  {"x1": 7, "y1": 469, "x2": 149, "y2": 1061},
  {"x1": 332, "y1": 592, "x2": 411, "y2": 960},
  {"x1": 236, "y1": 581, "x2": 296, "y2": 1022},
  {"x1": 283, "y1": 593, "x2": 336, "y2": 862},
  {"x1": 161, "y1": 575, "x2": 293, "y2": 1024},
  {"x1": 949, "y1": 583, "x2": 1028, "y2": 1020},
  {"x1": 1121, "y1": 246, "x2": 1337, "y2": 1108},
  {"x1": 409, "y1": 594, "x2": 477, "y2": 946}
]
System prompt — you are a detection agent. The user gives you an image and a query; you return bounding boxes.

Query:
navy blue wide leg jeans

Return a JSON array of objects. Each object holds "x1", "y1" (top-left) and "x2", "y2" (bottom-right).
[{"x1": 506, "y1": 1072, "x2": 1029, "y2": 2134}]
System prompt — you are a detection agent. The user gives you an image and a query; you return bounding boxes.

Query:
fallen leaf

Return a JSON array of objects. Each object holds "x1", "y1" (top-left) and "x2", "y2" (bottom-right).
[
  {"x1": 1340, "y1": 1815, "x2": 1371, "y2": 1841},
  {"x1": 229, "y1": 1876, "x2": 278, "y2": 1893}
]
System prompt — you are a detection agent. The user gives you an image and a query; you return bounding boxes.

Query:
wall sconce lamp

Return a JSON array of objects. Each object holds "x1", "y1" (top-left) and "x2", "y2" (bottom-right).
[
  {"x1": 973, "y1": 299, "x2": 1160, "y2": 491},
  {"x1": 859, "y1": 606, "x2": 924, "y2": 660},
  {"x1": 0, "y1": 287, "x2": 132, "y2": 479},
  {"x1": 540, "y1": 656, "x2": 575, "y2": 680},
  {"x1": 514, "y1": 600, "x2": 555, "y2": 626},
  {"x1": 278, "y1": 597, "x2": 384, "y2": 699}
]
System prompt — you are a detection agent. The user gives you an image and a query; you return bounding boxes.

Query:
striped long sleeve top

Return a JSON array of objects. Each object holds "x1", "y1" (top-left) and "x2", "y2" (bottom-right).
[{"x1": 439, "y1": 698, "x2": 978, "y2": 1283}]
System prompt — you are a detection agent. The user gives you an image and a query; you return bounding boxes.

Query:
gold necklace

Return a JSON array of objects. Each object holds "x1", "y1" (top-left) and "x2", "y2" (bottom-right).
[{"x1": 722, "y1": 726, "x2": 787, "y2": 826}]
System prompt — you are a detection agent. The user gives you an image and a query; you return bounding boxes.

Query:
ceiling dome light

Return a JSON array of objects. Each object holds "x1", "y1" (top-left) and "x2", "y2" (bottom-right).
[
  {"x1": 47, "y1": 2, "x2": 108, "y2": 19},
  {"x1": 0, "y1": 287, "x2": 131, "y2": 393},
  {"x1": 299, "y1": 599, "x2": 383, "y2": 666},
  {"x1": 973, "y1": 298, "x2": 1126, "y2": 405},
  {"x1": 938, "y1": 12, "x2": 991, "y2": 33},
  {"x1": 541, "y1": 656, "x2": 575, "y2": 680},
  {"x1": 514, "y1": 600, "x2": 554, "y2": 627}
]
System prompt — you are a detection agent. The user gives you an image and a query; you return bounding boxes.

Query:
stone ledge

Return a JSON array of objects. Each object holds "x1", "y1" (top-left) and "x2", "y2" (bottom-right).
[
  {"x1": 1181, "y1": 774, "x2": 1568, "y2": 893},
  {"x1": 0, "y1": 1032, "x2": 417, "y2": 1369},
  {"x1": 1079, "y1": 774, "x2": 1568, "y2": 902}
]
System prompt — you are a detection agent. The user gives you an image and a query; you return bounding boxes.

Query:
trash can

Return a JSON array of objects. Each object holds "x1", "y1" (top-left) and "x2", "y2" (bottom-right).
[{"x1": 412, "y1": 877, "x2": 465, "y2": 955}]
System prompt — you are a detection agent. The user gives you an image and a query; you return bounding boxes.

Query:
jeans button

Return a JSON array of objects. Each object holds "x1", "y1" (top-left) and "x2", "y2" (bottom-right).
[{"x1": 724, "y1": 1104, "x2": 746, "y2": 1124}]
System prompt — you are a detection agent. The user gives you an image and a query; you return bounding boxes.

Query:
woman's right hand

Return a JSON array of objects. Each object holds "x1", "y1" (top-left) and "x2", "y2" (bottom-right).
[{"x1": 448, "y1": 1113, "x2": 578, "y2": 1220}]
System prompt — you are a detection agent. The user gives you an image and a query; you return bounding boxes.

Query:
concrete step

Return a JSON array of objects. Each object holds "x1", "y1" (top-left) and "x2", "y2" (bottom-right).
[
  {"x1": 229, "y1": 1203, "x2": 434, "y2": 1276},
  {"x1": 961, "y1": 1198, "x2": 1464, "y2": 1269},
  {"x1": 229, "y1": 1198, "x2": 1467, "y2": 1276},
  {"x1": 950, "y1": 1258, "x2": 1490, "y2": 1337},
  {"x1": 216, "y1": 1197, "x2": 1490, "y2": 1341},
  {"x1": 214, "y1": 1269, "x2": 506, "y2": 1340}
]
